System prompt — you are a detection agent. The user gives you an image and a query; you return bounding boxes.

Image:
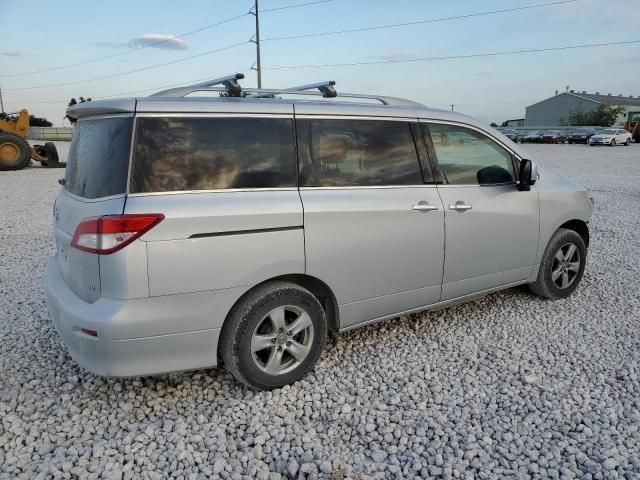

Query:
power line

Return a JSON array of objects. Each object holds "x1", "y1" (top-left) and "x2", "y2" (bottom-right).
[
  {"x1": 265, "y1": 39, "x2": 640, "y2": 69},
  {"x1": 263, "y1": 0, "x2": 581, "y2": 41},
  {"x1": 2, "y1": 67, "x2": 253, "y2": 105},
  {"x1": 262, "y1": 0, "x2": 332, "y2": 13},
  {"x1": 4, "y1": 42, "x2": 250, "y2": 91},
  {"x1": 148, "y1": 0, "x2": 238, "y2": 30},
  {"x1": 1, "y1": 0, "x2": 334, "y2": 79},
  {"x1": 0, "y1": 10, "x2": 252, "y2": 79}
]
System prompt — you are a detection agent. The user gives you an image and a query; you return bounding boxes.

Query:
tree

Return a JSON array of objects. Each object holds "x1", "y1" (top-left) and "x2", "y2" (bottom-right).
[
  {"x1": 565, "y1": 104, "x2": 625, "y2": 127},
  {"x1": 28, "y1": 115, "x2": 52, "y2": 127},
  {"x1": 65, "y1": 97, "x2": 92, "y2": 124}
]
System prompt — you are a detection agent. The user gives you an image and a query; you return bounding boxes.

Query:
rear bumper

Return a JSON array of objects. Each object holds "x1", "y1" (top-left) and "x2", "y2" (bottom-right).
[{"x1": 44, "y1": 256, "x2": 229, "y2": 377}]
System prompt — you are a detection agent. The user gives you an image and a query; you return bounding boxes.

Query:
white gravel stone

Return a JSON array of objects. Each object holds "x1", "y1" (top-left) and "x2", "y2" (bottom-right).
[{"x1": 1, "y1": 144, "x2": 640, "y2": 479}]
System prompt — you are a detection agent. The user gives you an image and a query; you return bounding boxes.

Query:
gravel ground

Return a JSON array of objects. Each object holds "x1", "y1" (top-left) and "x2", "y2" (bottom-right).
[{"x1": 1, "y1": 144, "x2": 639, "y2": 479}]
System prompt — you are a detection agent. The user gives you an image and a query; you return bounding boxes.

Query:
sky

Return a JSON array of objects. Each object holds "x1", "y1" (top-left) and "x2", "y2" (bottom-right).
[{"x1": 1, "y1": 0, "x2": 639, "y2": 125}]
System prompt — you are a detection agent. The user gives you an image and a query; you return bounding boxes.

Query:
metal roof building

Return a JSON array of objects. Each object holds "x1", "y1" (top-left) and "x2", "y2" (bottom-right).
[{"x1": 525, "y1": 90, "x2": 640, "y2": 127}]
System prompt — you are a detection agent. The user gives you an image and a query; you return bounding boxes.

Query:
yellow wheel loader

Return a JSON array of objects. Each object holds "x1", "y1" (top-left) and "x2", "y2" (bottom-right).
[{"x1": 0, "y1": 109, "x2": 64, "y2": 170}]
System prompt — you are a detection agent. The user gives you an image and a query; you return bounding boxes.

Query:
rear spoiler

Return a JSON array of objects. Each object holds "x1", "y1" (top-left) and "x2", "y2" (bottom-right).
[{"x1": 66, "y1": 99, "x2": 136, "y2": 121}]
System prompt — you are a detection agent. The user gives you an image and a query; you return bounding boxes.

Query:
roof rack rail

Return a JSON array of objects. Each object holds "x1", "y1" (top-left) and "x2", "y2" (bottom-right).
[
  {"x1": 150, "y1": 73, "x2": 245, "y2": 98},
  {"x1": 149, "y1": 74, "x2": 424, "y2": 107},
  {"x1": 285, "y1": 81, "x2": 337, "y2": 98},
  {"x1": 250, "y1": 80, "x2": 336, "y2": 99}
]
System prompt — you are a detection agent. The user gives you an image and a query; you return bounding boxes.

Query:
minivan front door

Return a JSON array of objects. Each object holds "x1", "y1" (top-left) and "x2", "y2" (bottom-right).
[
  {"x1": 296, "y1": 115, "x2": 445, "y2": 329},
  {"x1": 423, "y1": 121, "x2": 539, "y2": 301}
]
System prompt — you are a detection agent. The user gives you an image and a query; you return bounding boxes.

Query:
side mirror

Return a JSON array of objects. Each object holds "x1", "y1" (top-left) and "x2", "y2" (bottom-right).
[{"x1": 518, "y1": 159, "x2": 538, "y2": 191}]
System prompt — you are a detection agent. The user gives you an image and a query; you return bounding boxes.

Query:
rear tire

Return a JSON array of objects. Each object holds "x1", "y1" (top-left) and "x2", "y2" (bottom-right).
[
  {"x1": 0, "y1": 133, "x2": 31, "y2": 170},
  {"x1": 44, "y1": 142, "x2": 62, "y2": 166},
  {"x1": 624, "y1": 138, "x2": 630, "y2": 146},
  {"x1": 529, "y1": 228, "x2": 586, "y2": 300},
  {"x1": 220, "y1": 281, "x2": 327, "y2": 390}
]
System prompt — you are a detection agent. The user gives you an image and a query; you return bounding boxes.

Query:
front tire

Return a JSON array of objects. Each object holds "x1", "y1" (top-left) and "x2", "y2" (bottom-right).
[
  {"x1": 0, "y1": 133, "x2": 31, "y2": 170},
  {"x1": 610, "y1": 139, "x2": 616, "y2": 147},
  {"x1": 529, "y1": 228, "x2": 586, "y2": 300},
  {"x1": 220, "y1": 281, "x2": 327, "y2": 390}
]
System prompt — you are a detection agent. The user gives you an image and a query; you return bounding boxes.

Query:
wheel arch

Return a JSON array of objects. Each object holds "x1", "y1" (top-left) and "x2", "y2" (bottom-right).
[
  {"x1": 218, "y1": 274, "x2": 340, "y2": 359},
  {"x1": 559, "y1": 219, "x2": 589, "y2": 248},
  {"x1": 272, "y1": 274, "x2": 340, "y2": 333}
]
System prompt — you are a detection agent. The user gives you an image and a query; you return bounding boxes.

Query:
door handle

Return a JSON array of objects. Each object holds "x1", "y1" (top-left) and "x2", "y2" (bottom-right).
[
  {"x1": 448, "y1": 202, "x2": 473, "y2": 212},
  {"x1": 412, "y1": 201, "x2": 439, "y2": 212}
]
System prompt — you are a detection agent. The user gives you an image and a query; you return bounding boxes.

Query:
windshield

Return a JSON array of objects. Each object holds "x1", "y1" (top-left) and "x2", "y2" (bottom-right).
[
  {"x1": 601, "y1": 129, "x2": 617, "y2": 134},
  {"x1": 64, "y1": 117, "x2": 133, "y2": 199}
]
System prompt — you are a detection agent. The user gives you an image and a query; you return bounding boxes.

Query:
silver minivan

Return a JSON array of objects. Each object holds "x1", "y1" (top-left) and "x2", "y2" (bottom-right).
[{"x1": 45, "y1": 75, "x2": 594, "y2": 390}]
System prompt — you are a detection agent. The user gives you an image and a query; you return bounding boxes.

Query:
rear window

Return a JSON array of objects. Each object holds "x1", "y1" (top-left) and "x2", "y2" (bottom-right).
[
  {"x1": 64, "y1": 117, "x2": 133, "y2": 199},
  {"x1": 130, "y1": 117, "x2": 296, "y2": 193}
]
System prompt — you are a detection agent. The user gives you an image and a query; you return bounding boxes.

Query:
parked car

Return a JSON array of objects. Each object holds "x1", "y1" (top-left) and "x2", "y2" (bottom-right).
[
  {"x1": 588, "y1": 128, "x2": 632, "y2": 146},
  {"x1": 45, "y1": 75, "x2": 595, "y2": 390},
  {"x1": 568, "y1": 128, "x2": 597, "y2": 144},
  {"x1": 541, "y1": 130, "x2": 566, "y2": 144},
  {"x1": 521, "y1": 130, "x2": 544, "y2": 143},
  {"x1": 501, "y1": 128, "x2": 519, "y2": 142}
]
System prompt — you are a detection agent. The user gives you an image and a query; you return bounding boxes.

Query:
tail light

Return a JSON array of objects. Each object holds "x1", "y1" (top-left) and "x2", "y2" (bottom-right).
[{"x1": 71, "y1": 214, "x2": 164, "y2": 255}]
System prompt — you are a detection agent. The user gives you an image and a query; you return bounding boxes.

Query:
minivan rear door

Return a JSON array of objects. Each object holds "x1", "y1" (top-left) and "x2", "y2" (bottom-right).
[
  {"x1": 54, "y1": 115, "x2": 133, "y2": 302},
  {"x1": 124, "y1": 101, "x2": 304, "y2": 301}
]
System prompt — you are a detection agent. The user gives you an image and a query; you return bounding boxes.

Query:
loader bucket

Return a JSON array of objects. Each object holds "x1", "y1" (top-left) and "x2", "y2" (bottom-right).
[{"x1": 32, "y1": 142, "x2": 65, "y2": 168}]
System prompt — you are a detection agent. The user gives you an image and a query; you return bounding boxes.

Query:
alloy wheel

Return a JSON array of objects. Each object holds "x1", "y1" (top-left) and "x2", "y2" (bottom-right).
[
  {"x1": 250, "y1": 305, "x2": 314, "y2": 375},
  {"x1": 551, "y1": 243, "x2": 581, "y2": 289}
]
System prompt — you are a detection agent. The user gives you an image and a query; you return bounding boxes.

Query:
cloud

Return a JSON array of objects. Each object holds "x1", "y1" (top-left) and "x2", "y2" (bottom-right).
[
  {"x1": 0, "y1": 51, "x2": 21, "y2": 57},
  {"x1": 130, "y1": 34, "x2": 189, "y2": 50},
  {"x1": 94, "y1": 34, "x2": 189, "y2": 50}
]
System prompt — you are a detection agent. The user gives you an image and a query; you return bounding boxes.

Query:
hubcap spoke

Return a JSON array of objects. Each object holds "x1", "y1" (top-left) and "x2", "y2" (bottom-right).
[
  {"x1": 561, "y1": 272, "x2": 570, "y2": 289},
  {"x1": 251, "y1": 334, "x2": 276, "y2": 353},
  {"x1": 554, "y1": 250, "x2": 565, "y2": 263},
  {"x1": 288, "y1": 312, "x2": 313, "y2": 337},
  {"x1": 551, "y1": 267, "x2": 563, "y2": 282},
  {"x1": 269, "y1": 306, "x2": 287, "y2": 332},
  {"x1": 286, "y1": 339, "x2": 311, "y2": 362},
  {"x1": 566, "y1": 261, "x2": 580, "y2": 272},
  {"x1": 564, "y1": 244, "x2": 577, "y2": 261},
  {"x1": 264, "y1": 347, "x2": 284, "y2": 375}
]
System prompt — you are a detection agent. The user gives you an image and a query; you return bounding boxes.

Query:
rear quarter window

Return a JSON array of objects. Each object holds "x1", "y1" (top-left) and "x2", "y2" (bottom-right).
[
  {"x1": 130, "y1": 117, "x2": 296, "y2": 193},
  {"x1": 64, "y1": 117, "x2": 133, "y2": 199}
]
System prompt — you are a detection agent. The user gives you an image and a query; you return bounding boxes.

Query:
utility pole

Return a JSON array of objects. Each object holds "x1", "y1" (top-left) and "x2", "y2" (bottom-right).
[
  {"x1": 250, "y1": 0, "x2": 262, "y2": 88},
  {"x1": 0, "y1": 86, "x2": 5, "y2": 113}
]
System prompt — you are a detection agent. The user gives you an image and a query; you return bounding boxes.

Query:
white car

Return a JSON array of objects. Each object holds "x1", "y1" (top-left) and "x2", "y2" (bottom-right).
[{"x1": 588, "y1": 128, "x2": 632, "y2": 146}]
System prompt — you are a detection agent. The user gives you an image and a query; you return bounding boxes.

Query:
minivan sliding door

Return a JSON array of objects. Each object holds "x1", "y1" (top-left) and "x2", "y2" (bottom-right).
[{"x1": 295, "y1": 116, "x2": 445, "y2": 329}]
